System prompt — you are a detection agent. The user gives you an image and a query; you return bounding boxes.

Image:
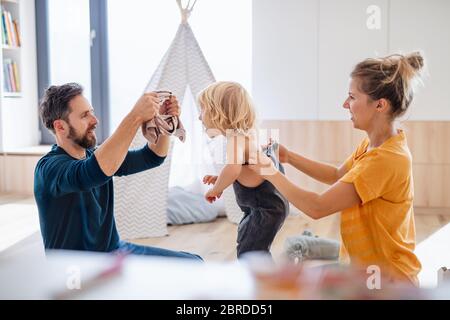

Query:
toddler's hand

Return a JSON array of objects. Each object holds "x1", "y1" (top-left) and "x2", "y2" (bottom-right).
[
  {"x1": 205, "y1": 188, "x2": 222, "y2": 203},
  {"x1": 203, "y1": 175, "x2": 218, "y2": 185}
]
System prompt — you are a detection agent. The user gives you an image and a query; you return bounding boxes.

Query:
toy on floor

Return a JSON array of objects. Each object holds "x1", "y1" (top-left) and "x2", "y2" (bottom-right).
[{"x1": 284, "y1": 230, "x2": 340, "y2": 262}]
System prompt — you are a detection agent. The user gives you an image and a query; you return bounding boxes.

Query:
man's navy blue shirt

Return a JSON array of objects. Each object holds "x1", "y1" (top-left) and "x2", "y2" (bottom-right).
[{"x1": 34, "y1": 144, "x2": 165, "y2": 252}]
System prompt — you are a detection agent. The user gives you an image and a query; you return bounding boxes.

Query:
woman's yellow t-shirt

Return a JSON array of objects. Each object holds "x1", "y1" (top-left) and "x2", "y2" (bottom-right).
[{"x1": 339, "y1": 130, "x2": 421, "y2": 286}]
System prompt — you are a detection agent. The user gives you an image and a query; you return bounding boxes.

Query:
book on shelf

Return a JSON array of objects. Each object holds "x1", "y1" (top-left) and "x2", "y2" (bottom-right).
[
  {"x1": 7, "y1": 61, "x2": 15, "y2": 91},
  {"x1": 1, "y1": 10, "x2": 7, "y2": 45},
  {"x1": 3, "y1": 58, "x2": 20, "y2": 93},
  {"x1": 12, "y1": 58, "x2": 19, "y2": 91},
  {"x1": 3, "y1": 64, "x2": 10, "y2": 92},
  {"x1": 12, "y1": 19, "x2": 19, "y2": 46},
  {"x1": 2, "y1": 10, "x2": 11, "y2": 46},
  {"x1": 1, "y1": 7, "x2": 20, "y2": 47}
]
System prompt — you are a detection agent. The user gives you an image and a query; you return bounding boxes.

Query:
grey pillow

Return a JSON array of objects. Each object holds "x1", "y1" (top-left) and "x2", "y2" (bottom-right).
[{"x1": 167, "y1": 186, "x2": 222, "y2": 225}]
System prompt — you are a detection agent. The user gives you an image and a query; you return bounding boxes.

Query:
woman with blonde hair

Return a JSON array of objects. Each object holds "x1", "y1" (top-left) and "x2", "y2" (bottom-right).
[
  {"x1": 251, "y1": 52, "x2": 425, "y2": 286},
  {"x1": 198, "y1": 81, "x2": 289, "y2": 258}
]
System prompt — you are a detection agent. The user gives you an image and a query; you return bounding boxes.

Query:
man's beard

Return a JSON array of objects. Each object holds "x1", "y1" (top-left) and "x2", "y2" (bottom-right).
[{"x1": 68, "y1": 124, "x2": 97, "y2": 149}]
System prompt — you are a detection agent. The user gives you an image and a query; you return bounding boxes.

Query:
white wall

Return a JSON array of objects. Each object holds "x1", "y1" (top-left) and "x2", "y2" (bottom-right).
[
  {"x1": 1, "y1": 0, "x2": 39, "y2": 150},
  {"x1": 253, "y1": 0, "x2": 450, "y2": 120},
  {"x1": 47, "y1": 0, "x2": 92, "y2": 102},
  {"x1": 389, "y1": 0, "x2": 450, "y2": 120},
  {"x1": 253, "y1": 0, "x2": 318, "y2": 120},
  {"x1": 318, "y1": 0, "x2": 389, "y2": 120}
]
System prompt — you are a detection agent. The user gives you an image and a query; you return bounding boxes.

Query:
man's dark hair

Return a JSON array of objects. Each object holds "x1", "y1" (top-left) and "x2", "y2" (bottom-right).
[{"x1": 40, "y1": 83, "x2": 84, "y2": 133}]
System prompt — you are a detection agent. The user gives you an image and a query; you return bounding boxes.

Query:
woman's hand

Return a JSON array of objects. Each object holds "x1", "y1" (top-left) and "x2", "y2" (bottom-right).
[
  {"x1": 205, "y1": 188, "x2": 222, "y2": 203},
  {"x1": 263, "y1": 139, "x2": 290, "y2": 163},
  {"x1": 277, "y1": 143, "x2": 290, "y2": 164},
  {"x1": 248, "y1": 151, "x2": 279, "y2": 179}
]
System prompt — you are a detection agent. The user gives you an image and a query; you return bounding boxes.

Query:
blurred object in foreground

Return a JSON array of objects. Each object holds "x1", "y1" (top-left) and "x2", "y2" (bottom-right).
[
  {"x1": 438, "y1": 267, "x2": 450, "y2": 287},
  {"x1": 241, "y1": 252, "x2": 439, "y2": 300}
]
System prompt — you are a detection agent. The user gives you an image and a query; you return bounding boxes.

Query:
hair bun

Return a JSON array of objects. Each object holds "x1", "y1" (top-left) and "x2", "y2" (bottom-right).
[{"x1": 405, "y1": 52, "x2": 424, "y2": 72}]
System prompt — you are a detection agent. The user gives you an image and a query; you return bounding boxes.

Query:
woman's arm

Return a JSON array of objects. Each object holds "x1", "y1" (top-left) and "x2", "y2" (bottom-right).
[
  {"x1": 267, "y1": 171, "x2": 361, "y2": 219},
  {"x1": 251, "y1": 152, "x2": 360, "y2": 219},
  {"x1": 280, "y1": 143, "x2": 348, "y2": 185}
]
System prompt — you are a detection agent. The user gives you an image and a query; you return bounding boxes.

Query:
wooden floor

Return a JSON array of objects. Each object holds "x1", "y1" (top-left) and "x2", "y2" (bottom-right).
[
  {"x1": 133, "y1": 209, "x2": 450, "y2": 262},
  {"x1": 0, "y1": 194, "x2": 39, "y2": 252},
  {"x1": 1, "y1": 194, "x2": 449, "y2": 286},
  {"x1": 132, "y1": 212, "x2": 341, "y2": 262}
]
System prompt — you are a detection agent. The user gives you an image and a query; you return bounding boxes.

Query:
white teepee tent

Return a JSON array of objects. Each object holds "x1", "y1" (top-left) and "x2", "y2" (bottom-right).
[{"x1": 114, "y1": 0, "x2": 243, "y2": 239}]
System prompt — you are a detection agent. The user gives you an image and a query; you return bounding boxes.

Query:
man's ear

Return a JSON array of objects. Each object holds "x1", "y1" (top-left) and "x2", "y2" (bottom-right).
[{"x1": 53, "y1": 119, "x2": 66, "y2": 134}]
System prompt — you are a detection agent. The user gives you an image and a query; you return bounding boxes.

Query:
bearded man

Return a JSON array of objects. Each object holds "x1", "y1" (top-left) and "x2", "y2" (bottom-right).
[{"x1": 34, "y1": 83, "x2": 201, "y2": 260}]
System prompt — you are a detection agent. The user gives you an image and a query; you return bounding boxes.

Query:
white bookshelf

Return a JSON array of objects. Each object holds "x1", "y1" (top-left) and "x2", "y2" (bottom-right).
[
  {"x1": 0, "y1": 0, "x2": 21, "y2": 98},
  {"x1": 0, "y1": 0, "x2": 39, "y2": 194},
  {"x1": 0, "y1": 0, "x2": 40, "y2": 154},
  {"x1": 0, "y1": 0, "x2": 39, "y2": 154}
]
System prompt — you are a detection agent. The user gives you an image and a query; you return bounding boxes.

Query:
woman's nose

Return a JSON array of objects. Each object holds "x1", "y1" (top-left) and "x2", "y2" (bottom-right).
[{"x1": 343, "y1": 99, "x2": 350, "y2": 109}]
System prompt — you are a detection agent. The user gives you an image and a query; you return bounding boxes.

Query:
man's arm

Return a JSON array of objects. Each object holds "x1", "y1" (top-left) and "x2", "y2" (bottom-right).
[
  {"x1": 35, "y1": 94, "x2": 160, "y2": 195},
  {"x1": 149, "y1": 135, "x2": 171, "y2": 157},
  {"x1": 114, "y1": 144, "x2": 166, "y2": 177},
  {"x1": 37, "y1": 155, "x2": 111, "y2": 197},
  {"x1": 94, "y1": 93, "x2": 159, "y2": 176},
  {"x1": 113, "y1": 95, "x2": 181, "y2": 176}
]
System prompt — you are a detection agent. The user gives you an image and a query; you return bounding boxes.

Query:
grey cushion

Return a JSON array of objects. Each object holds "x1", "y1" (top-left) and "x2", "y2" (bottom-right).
[{"x1": 167, "y1": 186, "x2": 223, "y2": 225}]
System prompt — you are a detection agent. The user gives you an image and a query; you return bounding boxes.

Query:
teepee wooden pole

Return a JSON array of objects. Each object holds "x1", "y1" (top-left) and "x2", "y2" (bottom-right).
[
  {"x1": 189, "y1": 0, "x2": 198, "y2": 11},
  {"x1": 176, "y1": 0, "x2": 190, "y2": 24}
]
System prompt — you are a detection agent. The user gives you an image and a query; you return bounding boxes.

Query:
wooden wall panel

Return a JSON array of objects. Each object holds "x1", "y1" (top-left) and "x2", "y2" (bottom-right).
[
  {"x1": 0, "y1": 155, "x2": 5, "y2": 192},
  {"x1": 0, "y1": 155, "x2": 41, "y2": 195},
  {"x1": 261, "y1": 120, "x2": 354, "y2": 162},
  {"x1": 413, "y1": 164, "x2": 450, "y2": 208},
  {"x1": 403, "y1": 122, "x2": 450, "y2": 165}
]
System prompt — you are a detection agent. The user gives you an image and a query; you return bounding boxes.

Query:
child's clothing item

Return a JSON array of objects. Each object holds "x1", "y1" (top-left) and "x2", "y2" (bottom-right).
[
  {"x1": 233, "y1": 143, "x2": 289, "y2": 258},
  {"x1": 284, "y1": 230, "x2": 340, "y2": 261},
  {"x1": 142, "y1": 115, "x2": 186, "y2": 144}
]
